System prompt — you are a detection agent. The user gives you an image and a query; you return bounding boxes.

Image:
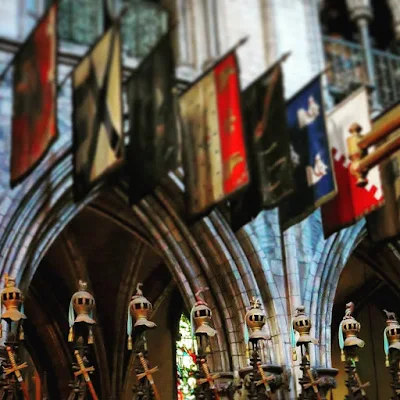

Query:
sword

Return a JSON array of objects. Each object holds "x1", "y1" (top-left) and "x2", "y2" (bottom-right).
[
  {"x1": 33, "y1": 369, "x2": 41, "y2": 400},
  {"x1": 136, "y1": 352, "x2": 161, "y2": 400},
  {"x1": 351, "y1": 371, "x2": 370, "y2": 397},
  {"x1": 197, "y1": 358, "x2": 221, "y2": 400},
  {"x1": 74, "y1": 350, "x2": 99, "y2": 400},
  {"x1": 4, "y1": 346, "x2": 30, "y2": 400},
  {"x1": 255, "y1": 361, "x2": 275, "y2": 399},
  {"x1": 303, "y1": 366, "x2": 322, "y2": 400}
]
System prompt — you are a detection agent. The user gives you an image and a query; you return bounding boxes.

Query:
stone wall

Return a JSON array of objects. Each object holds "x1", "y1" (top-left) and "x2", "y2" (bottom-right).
[{"x1": 0, "y1": 1, "x2": 366, "y2": 398}]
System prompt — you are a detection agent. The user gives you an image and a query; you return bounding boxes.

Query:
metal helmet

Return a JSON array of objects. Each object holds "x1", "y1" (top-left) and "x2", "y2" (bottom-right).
[
  {"x1": 1, "y1": 275, "x2": 26, "y2": 322},
  {"x1": 190, "y1": 287, "x2": 217, "y2": 338},
  {"x1": 127, "y1": 283, "x2": 156, "y2": 350},
  {"x1": 68, "y1": 280, "x2": 96, "y2": 344},
  {"x1": 245, "y1": 297, "x2": 269, "y2": 341}
]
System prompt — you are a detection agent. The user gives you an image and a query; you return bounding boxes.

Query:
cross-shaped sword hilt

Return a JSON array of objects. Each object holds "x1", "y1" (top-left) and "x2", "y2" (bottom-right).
[
  {"x1": 197, "y1": 358, "x2": 220, "y2": 389},
  {"x1": 136, "y1": 353, "x2": 161, "y2": 400},
  {"x1": 351, "y1": 372, "x2": 370, "y2": 397},
  {"x1": 74, "y1": 351, "x2": 95, "y2": 382},
  {"x1": 303, "y1": 367, "x2": 322, "y2": 394},
  {"x1": 136, "y1": 353, "x2": 159, "y2": 384},
  {"x1": 4, "y1": 346, "x2": 28, "y2": 383},
  {"x1": 255, "y1": 361, "x2": 275, "y2": 396}
]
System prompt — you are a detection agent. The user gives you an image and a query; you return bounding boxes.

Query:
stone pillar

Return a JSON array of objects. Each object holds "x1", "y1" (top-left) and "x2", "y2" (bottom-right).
[{"x1": 387, "y1": 0, "x2": 400, "y2": 44}]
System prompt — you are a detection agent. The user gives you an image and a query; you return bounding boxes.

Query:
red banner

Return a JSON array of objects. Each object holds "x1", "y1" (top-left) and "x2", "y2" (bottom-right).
[
  {"x1": 10, "y1": 4, "x2": 57, "y2": 186},
  {"x1": 179, "y1": 53, "x2": 249, "y2": 217},
  {"x1": 321, "y1": 88, "x2": 384, "y2": 237}
]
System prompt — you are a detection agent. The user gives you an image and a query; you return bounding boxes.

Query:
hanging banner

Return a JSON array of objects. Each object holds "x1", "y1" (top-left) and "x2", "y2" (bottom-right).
[
  {"x1": 321, "y1": 87, "x2": 384, "y2": 237},
  {"x1": 127, "y1": 34, "x2": 179, "y2": 204},
  {"x1": 179, "y1": 52, "x2": 249, "y2": 217},
  {"x1": 279, "y1": 76, "x2": 337, "y2": 230},
  {"x1": 10, "y1": 3, "x2": 58, "y2": 186},
  {"x1": 72, "y1": 24, "x2": 124, "y2": 200},
  {"x1": 230, "y1": 62, "x2": 293, "y2": 231},
  {"x1": 367, "y1": 102, "x2": 400, "y2": 242}
]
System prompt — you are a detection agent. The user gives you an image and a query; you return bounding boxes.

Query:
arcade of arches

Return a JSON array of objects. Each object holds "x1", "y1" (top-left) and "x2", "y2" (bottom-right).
[
  {"x1": 1, "y1": 145, "x2": 399, "y2": 399},
  {"x1": 0, "y1": 0, "x2": 398, "y2": 399}
]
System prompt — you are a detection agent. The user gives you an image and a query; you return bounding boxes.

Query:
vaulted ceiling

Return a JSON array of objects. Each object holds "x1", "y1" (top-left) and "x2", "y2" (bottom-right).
[
  {"x1": 23, "y1": 190, "x2": 182, "y2": 399},
  {"x1": 333, "y1": 236, "x2": 400, "y2": 327}
]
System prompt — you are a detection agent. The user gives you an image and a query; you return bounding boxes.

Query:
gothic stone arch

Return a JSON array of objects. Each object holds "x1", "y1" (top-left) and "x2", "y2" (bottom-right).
[{"x1": 0, "y1": 143, "x2": 368, "y2": 397}]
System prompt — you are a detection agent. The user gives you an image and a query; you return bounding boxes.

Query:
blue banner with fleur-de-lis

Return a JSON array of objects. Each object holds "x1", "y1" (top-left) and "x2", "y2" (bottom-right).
[{"x1": 279, "y1": 76, "x2": 337, "y2": 230}]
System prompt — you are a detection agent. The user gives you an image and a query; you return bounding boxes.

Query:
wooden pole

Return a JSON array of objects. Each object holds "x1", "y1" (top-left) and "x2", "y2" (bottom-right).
[
  {"x1": 359, "y1": 108, "x2": 400, "y2": 150},
  {"x1": 34, "y1": 370, "x2": 41, "y2": 400},
  {"x1": 357, "y1": 132, "x2": 400, "y2": 172}
]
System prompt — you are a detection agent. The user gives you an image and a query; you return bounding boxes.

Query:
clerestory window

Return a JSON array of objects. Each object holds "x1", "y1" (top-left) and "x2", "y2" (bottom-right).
[
  {"x1": 121, "y1": 0, "x2": 168, "y2": 59},
  {"x1": 56, "y1": 0, "x2": 168, "y2": 59},
  {"x1": 58, "y1": 0, "x2": 103, "y2": 46}
]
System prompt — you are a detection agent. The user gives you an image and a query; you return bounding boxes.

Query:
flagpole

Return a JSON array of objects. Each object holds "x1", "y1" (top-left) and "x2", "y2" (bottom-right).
[
  {"x1": 178, "y1": 36, "x2": 249, "y2": 96},
  {"x1": 103, "y1": 0, "x2": 114, "y2": 30},
  {"x1": 279, "y1": 51, "x2": 292, "y2": 64},
  {"x1": 258, "y1": 51, "x2": 292, "y2": 131},
  {"x1": 359, "y1": 112, "x2": 400, "y2": 150},
  {"x1": 279, "y1": 225, "x2": 295, "y2": 345},
  {"x1": 0, "y1": 55, "x2": 14, "y2": 84}
]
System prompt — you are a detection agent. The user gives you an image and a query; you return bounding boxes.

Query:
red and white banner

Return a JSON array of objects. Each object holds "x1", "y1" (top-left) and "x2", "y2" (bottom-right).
[
  {"x1": 321, "y1": 87, "x2": 384, "y2": 237},
  {"x1": 179, "y1": 53, "x2": 249, "y2": 217}
]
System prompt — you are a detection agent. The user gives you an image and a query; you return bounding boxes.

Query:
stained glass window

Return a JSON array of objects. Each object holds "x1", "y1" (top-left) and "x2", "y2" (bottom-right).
[
  {"x1": 176, "y1": 313, "x2": 197, "y2": 399},
  {"x1": 121, "y1": 0, "x2": 168, "y2": 59},
  {"x1": 58, "y1": 0, "x2": 103, "y2": 46},
  {"x1": 56, "y1": 0, "x2": 168, "y2": 59}
]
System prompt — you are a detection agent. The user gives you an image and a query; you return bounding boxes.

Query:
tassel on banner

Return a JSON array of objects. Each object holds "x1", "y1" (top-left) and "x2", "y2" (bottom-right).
[
  {"x1": 338, "y1": 320, "x2": 346, "y2": 362},
  {"x1": 290, "y1": 314, "x2": 297, "y2": 362},
  {"x1": 127, "y1": 301, "x2": 133, "y2": 350},
  {"x1": 19, "y1": 325, "x2": 24, "y2": 340},
  {"x1": 383, "y1": 320, "x2": 391, "y2": 367},
  {"x1": 88, "y1": 327, "x2": 94, "y2": 344},
  {"x1": 68, "y1": 327, "x2": 74, "y2": 343},
  {"x1": 127, "y1": 335, "x2": 132, "y2": 350}
]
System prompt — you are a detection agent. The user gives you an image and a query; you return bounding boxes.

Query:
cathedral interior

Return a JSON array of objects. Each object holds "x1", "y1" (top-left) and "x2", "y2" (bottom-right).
[{"x1": 0, "y1": 0, "x2": 400, "y2": 399}]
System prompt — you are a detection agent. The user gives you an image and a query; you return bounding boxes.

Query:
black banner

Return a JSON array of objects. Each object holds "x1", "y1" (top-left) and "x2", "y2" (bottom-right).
[
  {"x1": 230, "y1": 63, "x2": 293, "y2": 231},
  {"x1": 127, "y1": 34, "x2": 179, "y2": 204}
]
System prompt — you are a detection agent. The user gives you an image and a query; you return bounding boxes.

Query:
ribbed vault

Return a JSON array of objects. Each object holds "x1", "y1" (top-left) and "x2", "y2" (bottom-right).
[
  {"x1": 0, "y1": 149, "x2": 281, "y2": 397},
  {"x1": 0, "y1": 141, "x2": 372, "y2": 398}
]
